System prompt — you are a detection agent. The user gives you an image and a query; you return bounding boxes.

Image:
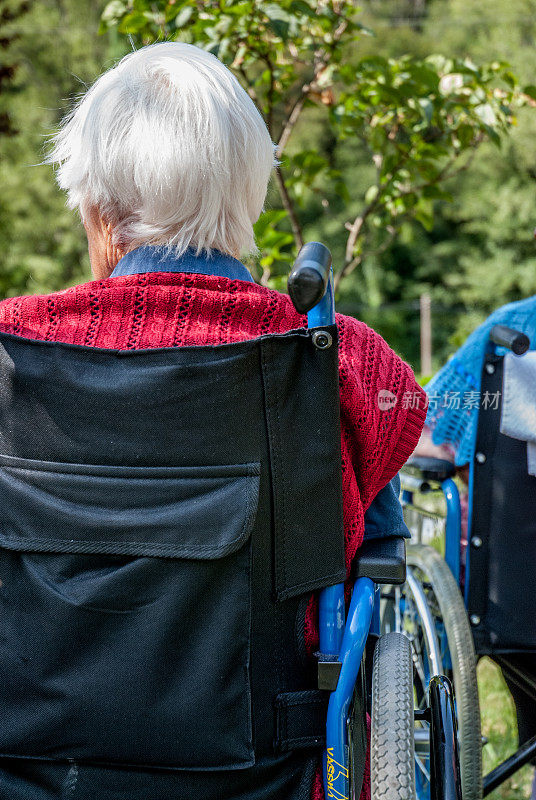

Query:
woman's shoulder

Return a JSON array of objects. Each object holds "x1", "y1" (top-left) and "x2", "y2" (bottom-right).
[
  {"x1": 0, "y1": 276, "x2": 161, "y2": 343},
  {"x1": 335, "y1": 311, "x2": 423, "y2": 395},
  {"x1": 336, "y1": 311, "x2": 395, "y2": 354},
  {"x1": 0, "y1": 280, "x2": 105, "y2": 341},
  {"x1": 0, "y1": 277, "x2": 107, "y2": 316},
  {"x1": 0, "y1": 289, "x2": 63, "y2": 339},
  {"x1": 334, "y1": 311, "x2": 427, "y2": 502},
  {"x1": 0, "y1": 273, "x2": 303, "y2": 346}
]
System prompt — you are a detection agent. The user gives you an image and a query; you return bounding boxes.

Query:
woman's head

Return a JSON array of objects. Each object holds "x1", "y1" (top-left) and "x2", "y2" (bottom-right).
[{"x1": 47, "y1": 42, "x2": 276, "y2": 268}]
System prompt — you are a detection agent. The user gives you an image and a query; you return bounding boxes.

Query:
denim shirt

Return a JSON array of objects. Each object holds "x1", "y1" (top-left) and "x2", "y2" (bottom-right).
[
  {"x1": 111, "y1": 244, "x2": 255, "y2": 282},
  {"x1": 112, "y1": 245, "x2": 409, "y2": 540}
]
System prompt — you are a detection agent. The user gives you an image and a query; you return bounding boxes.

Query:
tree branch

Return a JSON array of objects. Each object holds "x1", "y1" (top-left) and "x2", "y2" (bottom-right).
[
  {"x1": 335, "y1": 223, "x2": 398, "y2": 291},
  {"x1": 440, "y1": 149, "x2": 478, "y2": 182},
  {"x1": 338, "y1": 152, "x2": 408, "y2": 286},
  {"x1": 336, "y1": 146, "x2": 478, "y2": 288},
  {"x1": 344, "y1": 191, "x2": 381, "y2": 262},
  {"x1": 237, "y1": 63, "x2": 259, "y2": 106},
  {"x1": 274, "y1": 166, "x2": 304, "y2": 249},
  {"x1": 388, "y1": 150, "x2": 477, "y2": 203},
  {"x1": 335, "y1": 254, "x2": 362, "y2": 290},
  {"x1": 269, "y1": 15, "x2": 348, "y2": 256},
  {"x1": 276, "y1": 90, "x2": 308, "y2": 157},
  {"x1": 276, "y1": 13, "x2": 348, "y2": 156},
  {"x1": 261, "y1": 53, "x2": 276, "y2": 134},
  {"x1": 365, "y1": 226, "x2": 397, "y2": 259}
]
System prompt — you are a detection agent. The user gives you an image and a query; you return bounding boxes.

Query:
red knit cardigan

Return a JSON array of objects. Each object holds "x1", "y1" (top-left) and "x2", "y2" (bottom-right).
[{"x1": 0, "y1": 271, "x2": 427, "y2": 798}]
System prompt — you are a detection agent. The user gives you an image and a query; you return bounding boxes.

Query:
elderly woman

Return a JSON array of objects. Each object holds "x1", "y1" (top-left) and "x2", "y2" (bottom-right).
[{"x1": 0, "y1": 42, "x2": 425, "y2": 800}]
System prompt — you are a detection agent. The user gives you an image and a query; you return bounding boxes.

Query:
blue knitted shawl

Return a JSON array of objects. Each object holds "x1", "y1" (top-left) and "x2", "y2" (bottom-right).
[{"x1": 425, "y1": 296, "x2": 536, "y2": 465}]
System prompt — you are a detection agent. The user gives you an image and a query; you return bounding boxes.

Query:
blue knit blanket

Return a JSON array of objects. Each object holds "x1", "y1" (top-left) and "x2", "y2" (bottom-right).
[{"x1": 425, "y1": 295, "x2": 536, "y2": 465}]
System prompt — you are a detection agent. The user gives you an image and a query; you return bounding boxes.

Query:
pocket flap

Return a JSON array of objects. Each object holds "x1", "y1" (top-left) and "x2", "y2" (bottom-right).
[{"x1": 0, "y1": 455, "x2": 260, "y2": 559}]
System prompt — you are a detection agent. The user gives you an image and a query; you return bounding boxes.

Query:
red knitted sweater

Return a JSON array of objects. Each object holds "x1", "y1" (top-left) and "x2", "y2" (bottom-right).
[{"x1": 0, "y1": 271, "x2": 426, "y2": 798}]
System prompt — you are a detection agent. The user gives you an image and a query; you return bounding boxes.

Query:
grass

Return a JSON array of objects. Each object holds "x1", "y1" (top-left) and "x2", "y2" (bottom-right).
[{"x1": 479, "y1": 657, "x2": 534, "y2": 800}]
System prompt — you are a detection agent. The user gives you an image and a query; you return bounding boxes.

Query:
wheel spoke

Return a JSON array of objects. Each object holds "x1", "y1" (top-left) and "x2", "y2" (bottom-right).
[
  {"x1": 406, "y1": 543, "x2": 482, "y2": 800},
  {"x1": 415, "y1": 754, "x2": 431, "y2": 782}
]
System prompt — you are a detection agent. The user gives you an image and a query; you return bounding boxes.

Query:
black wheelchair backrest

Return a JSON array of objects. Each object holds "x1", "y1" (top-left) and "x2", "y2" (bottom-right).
[
  {"x1": 468, "y1": 329, "x2": 536, "y2": 654},
  {"x1": 0, "y1": 327, "x2": 344, "y2": 789}
]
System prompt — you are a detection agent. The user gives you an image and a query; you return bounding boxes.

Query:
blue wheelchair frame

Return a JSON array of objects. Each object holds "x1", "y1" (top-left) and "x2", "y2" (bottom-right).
[
  {"x1": 402, "y1": 478, "x2": 463, "y2": 590},
  {"x1": 309, "y1": 272, "x2": 376, "y2": 800},
  {"x1": 308, "y1": 258, "x2": 463, "y2": 800}
]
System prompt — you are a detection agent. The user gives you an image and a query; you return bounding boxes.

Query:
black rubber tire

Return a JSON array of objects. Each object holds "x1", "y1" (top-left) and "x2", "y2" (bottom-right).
[
  {"x1": 407, "y1": 543, "x2": 482, "y2": 800},
  {"x1": 371, "y1": 632, "x2": 416, "y2": 800}
]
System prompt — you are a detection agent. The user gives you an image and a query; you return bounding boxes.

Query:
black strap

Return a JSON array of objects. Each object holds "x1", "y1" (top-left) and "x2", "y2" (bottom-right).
[
  {"x1": 260, "y1": 328, "x2": 346, "y2": 601},
  {"x1": 274, "y1": 690, "x2": 329, "y2": 752}
]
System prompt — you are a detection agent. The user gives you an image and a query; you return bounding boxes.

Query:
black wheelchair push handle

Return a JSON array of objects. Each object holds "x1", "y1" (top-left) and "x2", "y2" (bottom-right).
[
  {"x1": 489, "y1": 325, "x2": 530, "y2": 355},
  {"x1": 288, "y1": 242, "x2": 332, "y2": 314}
]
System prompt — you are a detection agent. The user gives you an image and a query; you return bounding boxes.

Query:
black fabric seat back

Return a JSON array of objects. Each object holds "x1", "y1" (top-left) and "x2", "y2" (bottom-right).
[
  {"x1": 468, "y1": 350, "x2": 536, "y2": 654},
  {"x1": 0, "y1": 327, "x2": 345, "y2": 784}
]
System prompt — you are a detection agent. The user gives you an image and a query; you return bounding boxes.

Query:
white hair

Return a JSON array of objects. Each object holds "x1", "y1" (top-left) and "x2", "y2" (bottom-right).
[{"x1": 46, "y1": 42, "x2": 276, "y2": 258}]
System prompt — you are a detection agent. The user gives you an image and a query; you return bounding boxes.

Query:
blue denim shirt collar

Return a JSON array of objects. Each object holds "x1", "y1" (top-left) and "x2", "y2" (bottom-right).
[{"x1": 111, "y1": 245, "x2": 255, "y2": 282}]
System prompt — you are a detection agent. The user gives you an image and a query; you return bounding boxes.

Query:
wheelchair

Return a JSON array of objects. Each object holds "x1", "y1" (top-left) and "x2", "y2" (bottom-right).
[
  {"x1": 398, "y1": 324, "x2": 536, "y2": 800},
  {"x1": 0, "y1": 242, "x2": 460, "y2": 800}
]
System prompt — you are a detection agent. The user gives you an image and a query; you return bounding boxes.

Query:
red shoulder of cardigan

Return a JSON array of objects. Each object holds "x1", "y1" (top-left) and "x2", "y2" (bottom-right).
[{"x1": 0, "y1": 270, "x2": 427, "y2": 554}]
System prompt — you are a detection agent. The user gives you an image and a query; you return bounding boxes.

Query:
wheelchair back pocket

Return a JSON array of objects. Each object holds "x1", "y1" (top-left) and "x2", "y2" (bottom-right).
[{"x1": 0, "y1": 455, "x2": 259, "y2": 770}]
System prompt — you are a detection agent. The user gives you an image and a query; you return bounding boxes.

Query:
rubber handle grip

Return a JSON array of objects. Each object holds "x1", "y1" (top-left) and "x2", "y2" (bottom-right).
[
  {"x1": 288, "y1": 242, "x2": 332, "y2": 314},
  {"x1": 489, "y1": 325, "x2": 530, "y2": 355}
]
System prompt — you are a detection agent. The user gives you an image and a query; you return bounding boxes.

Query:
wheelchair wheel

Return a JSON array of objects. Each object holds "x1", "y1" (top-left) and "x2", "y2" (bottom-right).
[
  {"x1": 371, "y1": 632, "x2": 416, "y2": 800},
  {"x1": 405, "y1": 544, "x2": 482, "y2": 800}
]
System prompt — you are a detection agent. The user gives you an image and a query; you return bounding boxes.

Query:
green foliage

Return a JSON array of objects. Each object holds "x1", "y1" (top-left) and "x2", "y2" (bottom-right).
[
  {"x1": 99, "y1": 0, "x2": 366, "y2": 130},
  {"x1": 357, "y1": 0, "x2": 536, "y2": 368},
  {"x1": 250, "y1": 209, "x2": 294, "y2": 285},
  {"x1": 0, "y1": 0, "x2": 125, "y2": 297},
  {"x1": 100, "y1": 0, "x2": 531, "y2": 309},
  {"x1": 331, "y1": 53, "x2": 523, "y2": 285},
  {"x1": 3, "y1": 0, "x2": 536, "y2": 376},
  {"x1": 0, "y1": 0, "x2": 31, "y2": 137}
]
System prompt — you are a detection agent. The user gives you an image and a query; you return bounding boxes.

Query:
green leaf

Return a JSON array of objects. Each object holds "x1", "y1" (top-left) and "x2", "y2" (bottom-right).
[
  {"x1": 502, "y1": 70, "x2": 517, "y2": 89},
  {"x1": 482, "y1": 124, "x2": 501, "y2": 147},
  {"x1": 254, "y1": 209, "x2": 288, "y2": 238},
  {"x1": 422, "y1": 185, "x2": 453, "y2": 201},
  {"x1": 118, "y1": 11, "x2": 150, "y2": 34},
  {"x1": 524, "y1": 85, "x2": 536, "y2": 101},
  {"x1": 263, "y1": 3, "x2": 291, "y2": 41},
  {"x1": 475, "y1": 103, "x2": 498, "y2": 127},
  {"x1": 418, "y1": 98, "x2": 434, "y2": 124},
  {"x1": 365, "y1": 185, "x2": 379, "y2": 204},
  {"x1": 414, "y1": 199, "x2": 434, "y2": 230},
  {"x1": 101, "y1": 0, "x2": 127, "y2": 25},
  {"x1": 456, "y1": 123, "x2": 475, "y2": 148},
  {"x1": 289, "y1": 0, "x2": 316, "y2": 18},
  {"x1": 174, "y1": 6, "x2": 194, "y2": 28}
]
